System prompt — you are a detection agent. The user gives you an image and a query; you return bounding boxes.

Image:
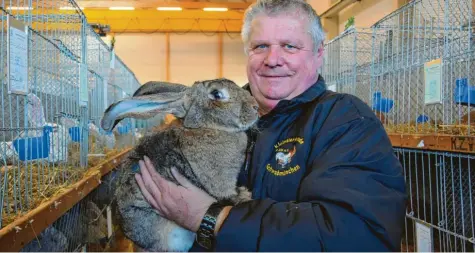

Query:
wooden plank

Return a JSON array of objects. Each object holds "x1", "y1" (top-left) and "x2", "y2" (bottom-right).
[
  {"x1": 388, "y1": 134, "x2": 475, "y2": 154},
  {"x1": 0, "y1": 148, "x2": 132, "y2": 252}
]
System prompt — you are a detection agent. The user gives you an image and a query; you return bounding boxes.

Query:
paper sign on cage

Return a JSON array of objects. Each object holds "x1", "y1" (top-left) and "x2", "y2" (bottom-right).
[
  {"x1": 7, "y1": 16, "x2": 29, "y2": 95},
  {"x1": 327, "y1": 84, "x2": 337, "y2": 92},
  {"x1": 415, "y1": 221, "x2": 433, "y2": 252},
  {"x1": 424, "y1": 58, "x2": 442, "y2": 105},
  {"x1": 79, "y1": 62, "x2": 88, "y2": 107},
  {"x1": 103, "y1": 78, "x2": 108, "y2": 109}
]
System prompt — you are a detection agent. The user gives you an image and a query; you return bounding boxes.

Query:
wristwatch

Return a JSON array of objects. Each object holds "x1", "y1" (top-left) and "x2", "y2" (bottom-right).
[{"x1": 195, "y1": 202, "x2": 227, "y2": 250}]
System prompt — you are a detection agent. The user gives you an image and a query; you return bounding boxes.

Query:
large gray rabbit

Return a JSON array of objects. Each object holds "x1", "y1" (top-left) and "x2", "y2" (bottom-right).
[{"x1": 100, "y1": 78, "x2": 259, "y2": 252}]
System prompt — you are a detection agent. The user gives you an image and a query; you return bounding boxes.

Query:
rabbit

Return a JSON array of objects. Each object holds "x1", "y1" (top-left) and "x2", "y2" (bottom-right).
[
  {"x1": 20, "y1": 226, "x2": 68, "y2": 252},
  {"x1": 53, "y1": 200, "x2": 109, "y2": 250},
  {"x1": 100, "y1": 78, "x2": 259, "y2": 252}
]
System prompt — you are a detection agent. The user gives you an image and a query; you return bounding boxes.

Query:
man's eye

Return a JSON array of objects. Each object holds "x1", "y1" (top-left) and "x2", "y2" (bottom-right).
[
  {"x1": 284, "y1": 44, "x2": 296, "y2": 49},
  {"x1": 255, "y1": 44, "x2": 267, "y2": 49}
]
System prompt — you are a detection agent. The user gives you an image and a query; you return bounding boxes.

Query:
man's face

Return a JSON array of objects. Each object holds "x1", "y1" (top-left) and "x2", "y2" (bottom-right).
[{"x1": 246, "y1": 14, "x2": 323, "y2": 113}]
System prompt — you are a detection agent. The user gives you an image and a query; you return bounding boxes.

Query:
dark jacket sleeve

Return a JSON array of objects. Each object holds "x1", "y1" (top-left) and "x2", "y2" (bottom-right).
[{"x1": 214, "y1": 114, "x2": 407, "y2": 251}]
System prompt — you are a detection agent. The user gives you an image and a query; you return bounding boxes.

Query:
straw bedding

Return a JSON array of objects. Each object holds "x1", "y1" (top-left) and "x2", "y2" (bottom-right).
[{"x1": 0, "y1": 138, "x2": 125, "y2": 228}]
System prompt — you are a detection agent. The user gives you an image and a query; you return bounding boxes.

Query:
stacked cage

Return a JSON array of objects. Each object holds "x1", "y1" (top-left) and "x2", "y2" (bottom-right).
[
  {"x1": 370, "y1": 0, "x2": 474, "y2": 135},
  {"x1": 0, "y1": 0, "x2": 158, "y2": 251},
  {"x1": 0, "y1": 0, "x2": 87, "y2": 231},
  {"x1": 395, "y1": 148, "x2": 474, "y2": 252},
  {"x1": 322, "y1": 27, "x2": 378, "y2": 106},
  {"x1": 369, "y1": 0, "x2": 474, "y2": 251},
  {"x1": 322, "y1": 0, "x2": 474, "y2": 251}
]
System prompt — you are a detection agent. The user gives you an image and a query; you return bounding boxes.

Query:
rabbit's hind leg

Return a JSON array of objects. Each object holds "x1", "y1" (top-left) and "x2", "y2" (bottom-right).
[
  {"x1": 116, "y1": 173, "x2": 194, "y2": 252},
  {"x1": 163, "y1": 220, "x2": 195, "y2": 252}
]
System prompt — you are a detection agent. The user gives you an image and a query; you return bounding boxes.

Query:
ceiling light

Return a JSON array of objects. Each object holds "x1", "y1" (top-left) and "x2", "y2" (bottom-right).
[
  {"x1": 7, "y1": 6, "x2": 33, "y2": 10},
  {"x1": 203, "y1": 7, "x2": 228, "y2": 12},
  {"x1": 109, "y1": 6, "x2": 135, "y2": 10},
  {"x1": 157, "y1": 7, "x2": 182, "y2": 11}
]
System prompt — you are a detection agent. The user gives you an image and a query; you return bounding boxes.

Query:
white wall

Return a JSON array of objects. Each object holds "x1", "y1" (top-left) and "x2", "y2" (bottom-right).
[{"x1": 102, "y1": 32, "x2": 248, "y2": 87}]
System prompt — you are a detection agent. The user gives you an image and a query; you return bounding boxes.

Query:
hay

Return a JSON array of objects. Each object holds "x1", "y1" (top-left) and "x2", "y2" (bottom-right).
[
  {"x1": 384, "y1": 123, "x2": 475, "y2": 136},
  {"x1": 0, "y1": 139, "x2": 124, "y2": 228}
]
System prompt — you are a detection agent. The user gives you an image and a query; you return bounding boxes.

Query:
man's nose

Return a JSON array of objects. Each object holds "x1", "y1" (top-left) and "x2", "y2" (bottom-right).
[{"x1": 264, "y1": 46, "x2": 282, "y2": 67}]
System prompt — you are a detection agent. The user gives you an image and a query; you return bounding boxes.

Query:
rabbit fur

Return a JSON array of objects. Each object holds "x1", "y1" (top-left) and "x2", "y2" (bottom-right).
[{"x1": 100, "y1": 78, "x2": 259, "y2": 252}]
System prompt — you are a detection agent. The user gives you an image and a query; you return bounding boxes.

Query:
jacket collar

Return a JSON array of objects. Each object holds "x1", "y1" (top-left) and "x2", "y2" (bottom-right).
[{"x1": 243, "y1": 75, "x2": 327, "y2": 115}]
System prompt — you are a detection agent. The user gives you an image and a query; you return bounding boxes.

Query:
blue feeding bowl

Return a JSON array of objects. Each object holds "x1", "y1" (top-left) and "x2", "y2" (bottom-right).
[
  {"x1": 416, "y1": 114, "x2": 430, "y2": 123},
  {"x1": 13, "y1": 126, "x2": 53, "y2": 161},
  {"x1": 68, "y1": 126, "x2": 81, "y2": 142},
  {"x1": 454, "y1": 78, "x2": 475, "y2": 106},
  {"x1": 117, "y1": 124, "x2": 131, "y2": 134},
  {"x1": 372, "y1": 92, "x2": 394, "y2": 113}
]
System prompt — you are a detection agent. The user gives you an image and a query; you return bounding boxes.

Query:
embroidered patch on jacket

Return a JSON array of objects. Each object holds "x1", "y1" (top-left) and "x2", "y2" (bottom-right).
[{"x1": 266, "y1": 137, "x2": 304, "y2": 176}]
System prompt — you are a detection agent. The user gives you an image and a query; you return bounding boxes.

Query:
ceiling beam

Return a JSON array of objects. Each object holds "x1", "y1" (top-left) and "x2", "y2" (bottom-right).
[
  {"x1": 83, "y1": 9, "x2": 245, "y2": 33},
  {"x1": 76, "y1": 1, "x2": 253, "y2": 10},
  {"x1": 320, "y1": 0, "x2": 360, "y2": 19}
]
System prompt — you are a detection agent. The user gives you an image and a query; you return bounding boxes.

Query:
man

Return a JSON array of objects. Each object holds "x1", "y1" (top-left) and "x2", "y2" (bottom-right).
[{"x1": 135, "y1": 0, "x2": 407, "y2": 251}]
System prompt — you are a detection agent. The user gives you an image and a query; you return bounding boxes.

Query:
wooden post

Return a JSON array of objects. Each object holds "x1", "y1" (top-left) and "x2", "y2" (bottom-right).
[
  {"x1": 321, "y1": 16, "x2": 339, "y2": 41},
  {"x1": 165, "y1": 32, "x2": 170, "y2": 82},
  {"x1": 218, "y1": 33, "x2": 223, "y2": 78},
  {"x1": 393, "y1": 0, "x2": 407, "y2": 9}
]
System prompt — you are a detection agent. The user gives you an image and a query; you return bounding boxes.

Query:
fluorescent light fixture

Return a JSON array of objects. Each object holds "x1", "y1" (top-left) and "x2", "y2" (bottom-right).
[
  {"x1": 157, "y1": 7, "x2": 182, "y2": 11},
  {"x1": 203, "y1": 7, "x2": 228, "y2": 11},
  {"x1": 7, "y1": 6, "x2": 33, "y2": 10},
  {"x1": 109, "y1": 6, "x2": 135, "y2": 10}
]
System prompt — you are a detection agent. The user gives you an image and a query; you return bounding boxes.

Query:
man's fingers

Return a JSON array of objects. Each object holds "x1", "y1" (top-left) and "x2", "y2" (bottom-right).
[
  {"x1": 144, "y1": 156, "x2": 171, "y2": 189},
  {"x1": 171, "y1": 167, "x2": 195, "y2": 189},
  {"x1": 135, "y1": 174, "x2": 161, "y2": 211},
  {"x1": 139, "y1": 160, "x2": 163, "y2": 198}
]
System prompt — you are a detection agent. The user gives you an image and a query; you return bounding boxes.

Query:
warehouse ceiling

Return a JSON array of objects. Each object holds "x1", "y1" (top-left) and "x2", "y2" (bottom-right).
[
  {"x1": 76, "y1": 0, "x2": 253, "y2": 10},
  {"x1": 74, "y1": 0, "x2": 255, "y2": 34}
]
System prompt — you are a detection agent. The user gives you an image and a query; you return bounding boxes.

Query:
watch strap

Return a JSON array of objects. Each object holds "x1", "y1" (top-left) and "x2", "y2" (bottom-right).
[{"x1": 196, "y1": 202, "x2": 227, "y2": 250}]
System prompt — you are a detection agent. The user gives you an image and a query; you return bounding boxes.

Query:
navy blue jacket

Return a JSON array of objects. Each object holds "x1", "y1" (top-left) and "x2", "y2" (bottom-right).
[{"x1": 194, "y1": 75, "x2": 407, "y2": 251}]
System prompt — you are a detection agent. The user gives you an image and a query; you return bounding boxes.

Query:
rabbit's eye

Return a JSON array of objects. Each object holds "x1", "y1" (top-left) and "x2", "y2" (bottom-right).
[{"x1": 210, "y1": 89, "x2": 224, "y2": 100}]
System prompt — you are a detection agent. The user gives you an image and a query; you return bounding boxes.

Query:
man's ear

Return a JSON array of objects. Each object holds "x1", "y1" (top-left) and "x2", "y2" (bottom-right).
[{"x1": 317, "y1": 42, "x2": 325, "y2": 57}]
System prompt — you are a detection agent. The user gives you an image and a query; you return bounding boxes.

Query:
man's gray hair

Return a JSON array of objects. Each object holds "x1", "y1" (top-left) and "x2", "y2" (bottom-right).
[{"x1": 241, "y1": 0, "x2": 326, "y2": 54}]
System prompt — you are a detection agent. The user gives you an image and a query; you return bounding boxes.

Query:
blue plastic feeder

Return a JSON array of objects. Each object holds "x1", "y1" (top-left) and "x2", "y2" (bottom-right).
[
  {"x1": 416, "y1": 114, "x2": 430, "y2": 123},
  {"x1": 12, "y1": 126, "x2": 53, "y2": 161},
  {"x1": 117, "y1": 124, "x2": 130, "y2": 134},
  {"x1": 372, "y1": 92, "x2": 394, "y2": 113},
  {"x1": 68, "y1": 126, "x2": 81, "y2": 142},
  {"x1": 454, "y1": 78, "x2": 475, "y2": 106}
]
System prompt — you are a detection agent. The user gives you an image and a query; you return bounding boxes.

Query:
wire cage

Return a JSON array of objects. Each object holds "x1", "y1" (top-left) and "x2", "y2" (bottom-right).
[
  {"x1": 370, "y1": 0, "x2": 474, "y2": 136},
  {"x1": 0, "y1": 1, "x2": 156, "y2": 244},
  {"x1": 322, "y1": 27, "x2": 383, "y2": 107},
  {"x1": 395, "y1": 148, "x2": 474, "y2": 252}
]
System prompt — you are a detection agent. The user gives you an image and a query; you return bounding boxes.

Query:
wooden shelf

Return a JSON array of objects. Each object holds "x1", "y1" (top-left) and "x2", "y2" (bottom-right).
[
  {"x1": 388, "y1": 133, "x2": 475, "y2": 154},
  {"x1": 0, "y1": 148, "x2": 132, "y2": 252}
]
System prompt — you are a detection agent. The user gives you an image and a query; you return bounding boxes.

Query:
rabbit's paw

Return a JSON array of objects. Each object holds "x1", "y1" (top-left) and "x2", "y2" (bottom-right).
[{"x1": 230, "y1": 186, "x2": 252, "y2": 205}]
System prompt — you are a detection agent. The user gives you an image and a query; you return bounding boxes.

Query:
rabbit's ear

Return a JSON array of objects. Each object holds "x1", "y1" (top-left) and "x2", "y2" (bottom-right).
[
  {"x1": 101, "y1": 92, "x2": 186, "y2": 131},
  {"x1": 133, "y1": 81, "x2": 188, "y2": 97}
]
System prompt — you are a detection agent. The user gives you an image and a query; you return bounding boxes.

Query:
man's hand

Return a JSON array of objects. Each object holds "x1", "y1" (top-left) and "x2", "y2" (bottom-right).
[{"x1": 135, "y1": 156, "x2": 216, "y2": 232}]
